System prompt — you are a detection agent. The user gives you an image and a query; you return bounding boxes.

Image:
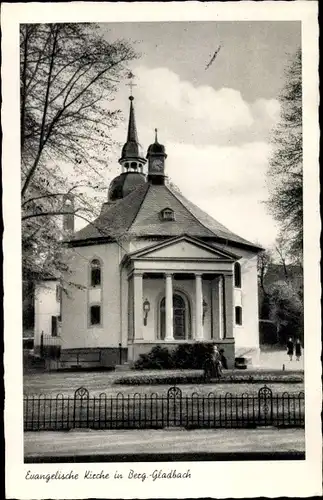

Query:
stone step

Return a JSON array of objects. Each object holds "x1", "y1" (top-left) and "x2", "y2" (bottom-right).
[{"x1": 114, "y1": 363, "x2": 132, "y2": 372}]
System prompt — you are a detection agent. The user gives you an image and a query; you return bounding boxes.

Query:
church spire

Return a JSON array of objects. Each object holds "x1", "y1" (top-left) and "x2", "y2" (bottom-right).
[
  {"x1": 126, "y1": 96, "x2": 139, "y2": 145},
  {"x1": 118, "y1": 75, "x2": 146, "y2": 173}
]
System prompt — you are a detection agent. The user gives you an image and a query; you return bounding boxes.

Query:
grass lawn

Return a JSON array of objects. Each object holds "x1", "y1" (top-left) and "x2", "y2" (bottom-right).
[{"x1": 24, "y1": 369, "x2": 304, "y2": 397}]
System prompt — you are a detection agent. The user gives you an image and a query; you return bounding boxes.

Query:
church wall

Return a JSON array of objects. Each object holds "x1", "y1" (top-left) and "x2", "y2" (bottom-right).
[
  {"x1": 231, "y1": 249, "x2": 260, "y2": 363},
  {"x1": 61, "y1": 243, "x2": 122, "y2": 350},
  {"x1": 34, "y1": 281, "x2": 60, "y2": 347}
]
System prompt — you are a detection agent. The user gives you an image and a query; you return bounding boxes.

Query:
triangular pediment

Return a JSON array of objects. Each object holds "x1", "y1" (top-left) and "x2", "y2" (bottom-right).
[{"x1": 127, "y1": 236, "x2": 239, "y2": 262}]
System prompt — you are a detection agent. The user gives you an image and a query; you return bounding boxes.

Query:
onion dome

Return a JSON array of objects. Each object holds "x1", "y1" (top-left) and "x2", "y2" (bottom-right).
[
  {"x1": 147, "y1": 128, "x2": 167, "y2": 158},
  {"x1": 108, "y1": 171, "x2": 146, "y2": 202}
]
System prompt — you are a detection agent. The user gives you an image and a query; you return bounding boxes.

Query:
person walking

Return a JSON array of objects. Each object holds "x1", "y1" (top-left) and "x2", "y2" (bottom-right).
[
  {"x1": 295, "y1": 338, "x2": 302, "y2": 361},
  {"x1": 287, "y1": 337, "x2": 294, "y2": 361}
]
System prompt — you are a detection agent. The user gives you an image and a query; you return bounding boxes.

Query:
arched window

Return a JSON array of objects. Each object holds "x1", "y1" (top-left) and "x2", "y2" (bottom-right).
[
  {"x1": 234, "y1": 262, "x2": 241, "y2": 288},
  {"x1": 90, "y1": 259, "x2": 101, "y2": 287},
  {"x1": 235, "y1": 306, "x2": 242, "y2": 326},
  {"x1": 160, "y1": 293, "x2": 191, "y2": 340}
]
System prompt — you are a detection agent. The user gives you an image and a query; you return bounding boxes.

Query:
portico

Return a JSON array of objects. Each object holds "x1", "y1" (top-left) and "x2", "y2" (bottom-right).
[{"x1": 123, "y1": 235, "x2": 238, "y2": 366}]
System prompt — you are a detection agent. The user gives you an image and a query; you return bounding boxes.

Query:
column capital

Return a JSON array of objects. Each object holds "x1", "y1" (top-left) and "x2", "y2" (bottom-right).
[
  {"x1": 195, "y1": 272, "x2": 203, "y2": 277},
  {"x1": 133, "y1": 271, "x2": 143, "y2": 277},
  {"x1": 165, "y1": 272, "x2": 173, "y2": 278}
]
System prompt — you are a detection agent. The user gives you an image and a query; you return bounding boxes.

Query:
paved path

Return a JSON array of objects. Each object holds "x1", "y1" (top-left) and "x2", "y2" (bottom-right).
[
  {"x1": 257, "y1": 350, "x2": 304, "y2": 371},
  {"x1": 25, "y1": 428, "x2": 304, "y2": 459}
]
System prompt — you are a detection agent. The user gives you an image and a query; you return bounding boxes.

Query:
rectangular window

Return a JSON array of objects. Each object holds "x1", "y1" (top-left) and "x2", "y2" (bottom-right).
[
  {"x1": 90, "y1": 305, "x2": 101, "y2": 326},
  {"x1": 235, "y1": 306, "x2": 242, "y2": 326},
  {"x1": 51, "y1": 316, "x2": 58, "y2": 336}
]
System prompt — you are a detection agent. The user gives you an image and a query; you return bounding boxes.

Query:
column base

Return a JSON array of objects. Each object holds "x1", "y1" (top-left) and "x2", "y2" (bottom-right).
[{"x1": 164, "y1": 336, "x2": 175, "y2": 342}]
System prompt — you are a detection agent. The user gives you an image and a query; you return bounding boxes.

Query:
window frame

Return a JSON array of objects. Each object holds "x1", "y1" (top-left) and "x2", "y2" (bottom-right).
[{"x1": 160, "y1": 207, "x2": 175, "y2": 221}]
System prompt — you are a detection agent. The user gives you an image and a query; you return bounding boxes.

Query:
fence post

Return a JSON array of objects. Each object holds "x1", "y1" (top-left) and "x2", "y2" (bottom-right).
[
  {"x1": 40, "y1": 331, "x2": 44, "y2": 358},
  {"x1": 118, "y1": 343, "x2": 122, "y2": 365}
]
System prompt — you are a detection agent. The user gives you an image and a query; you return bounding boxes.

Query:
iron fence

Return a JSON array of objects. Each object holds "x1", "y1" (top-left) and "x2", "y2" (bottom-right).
[{"x1": 24, "y1": 385, "x2": 305, "y2": 431}]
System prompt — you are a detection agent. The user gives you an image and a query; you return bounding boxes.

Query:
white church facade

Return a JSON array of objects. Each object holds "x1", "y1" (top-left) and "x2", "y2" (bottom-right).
[{"x1": 34, "y1": 95, "x2": 262, "y2": 369}]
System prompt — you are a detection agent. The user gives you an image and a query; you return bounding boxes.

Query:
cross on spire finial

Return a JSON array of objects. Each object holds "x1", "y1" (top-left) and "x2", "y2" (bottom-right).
[{"x1": 126, "y1": 71, "x2": 137, "y2": 99}]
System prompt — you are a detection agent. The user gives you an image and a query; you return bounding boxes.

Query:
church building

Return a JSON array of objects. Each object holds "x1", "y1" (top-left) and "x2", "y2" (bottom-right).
[{"x1": 35, "y1": 95, "x2": 262, "y2": 369}]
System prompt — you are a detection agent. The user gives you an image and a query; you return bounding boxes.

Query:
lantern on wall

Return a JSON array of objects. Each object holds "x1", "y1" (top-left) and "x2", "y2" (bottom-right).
[{"x1": 143, "y1": 298, "x2": 150, "y2": 326}]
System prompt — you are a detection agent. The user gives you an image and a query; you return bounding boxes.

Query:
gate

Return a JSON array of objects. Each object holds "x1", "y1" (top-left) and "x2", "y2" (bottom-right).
[
  {"x1": 258, "y1": 386, "x2": 273, "y2": 425},
  {"x1": 73, "y1": 387, "x2": 90, "y2": 428},
  {"x1": 167, "y1": 386, "x2": 183, "y2": 426}
]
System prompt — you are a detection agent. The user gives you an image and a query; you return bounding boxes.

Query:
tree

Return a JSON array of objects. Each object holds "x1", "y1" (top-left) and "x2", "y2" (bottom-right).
[
  {"x1": 267, "y1": 281, "x2": 303, "y2": 344},
  {"x1": 257, "y1": 249, "x2": 273, "y2": 319},
  {"x1": 257, "y1": 240, "x2": 303, "y2": 345},
  {"x1": 20, "y1": 23, "x2": 137, "y2": 286},
  {"x1": 267, "y1": 48, "x2": 302, "y2": 262}
]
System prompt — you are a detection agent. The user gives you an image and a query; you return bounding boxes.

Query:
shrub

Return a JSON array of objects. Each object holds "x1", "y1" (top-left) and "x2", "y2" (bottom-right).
[
  {"x1": 133, "y1": 343, "x2": 214, "y2": 370},
  {"x1": 134, "y1": 345, "x2": 174, "y2": 370},
  {"x1": 171, "y1": 343, "x2": 214, "y2": 369}
]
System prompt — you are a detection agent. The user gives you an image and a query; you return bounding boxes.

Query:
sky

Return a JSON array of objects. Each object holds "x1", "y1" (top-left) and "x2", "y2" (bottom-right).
[{"x1": 99, "y1": 21, "x2": 301, "y2": 249}]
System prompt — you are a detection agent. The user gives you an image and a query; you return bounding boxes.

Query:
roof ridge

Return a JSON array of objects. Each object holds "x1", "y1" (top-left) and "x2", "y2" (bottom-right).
[
  {"x1": 124, "y1": 182, "x2": 151, "y2": 232},
  {"x1": 166, "y1": 184, "x2": 260, "y2": 249},
  {"x1": 164, "y1": 184, "x2": 218, "y2": 238}
]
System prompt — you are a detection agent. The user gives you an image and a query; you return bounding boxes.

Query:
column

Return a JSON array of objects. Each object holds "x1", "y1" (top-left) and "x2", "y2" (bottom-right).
[
  {"x1": 165, "y1": 273, "x2": 174, "y2": 341},
  {"x1": 224, "y1": 274, "x2": 234, "y2": 339},
  {"x1": 195, "y1": 273, "x2": 204, "y2": 340},
  {"x1": 211, "y1": 276, "x2": 222, "y2": 340},
  {"x1": 133, "y1": 272, "x2": 143, "y2": 340}
]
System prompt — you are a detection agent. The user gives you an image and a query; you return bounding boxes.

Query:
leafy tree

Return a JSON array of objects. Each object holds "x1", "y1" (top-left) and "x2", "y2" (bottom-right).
[
  {"x1": 257, "y1": 240, "x2": 303, "y2": 344},
  {"x1": 267, "y1": 48, "x2": 302, "y2": 262},
  {"x1": 20, "y1": 23, "x2": 137, "y2": 285},
  {"x1": 257, "y1": 249, "x2": 273, "y2": 319},
  {"x1": 267, "y1": 281, "x2": 303, "y2": 344}
]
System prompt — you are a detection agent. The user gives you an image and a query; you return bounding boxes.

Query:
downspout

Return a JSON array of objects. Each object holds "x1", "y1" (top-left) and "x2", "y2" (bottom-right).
[{"x1": 119, "y1": 244, "x2": 123, "y2": 360}]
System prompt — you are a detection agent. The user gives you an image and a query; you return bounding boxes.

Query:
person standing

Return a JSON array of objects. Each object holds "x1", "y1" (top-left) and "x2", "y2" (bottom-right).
[
  {"x1": 287, "y1": 337, "x2": 294, "y2": 361},
  {"x1": 213, "y1": 345, "x2": 222, "y2": 378},
  {"x1": 295, "y1": 338, "x2": 302, "y2": 361},
  {"x1": 219, "y1": 348, "x2": 228, "y2": 369}
]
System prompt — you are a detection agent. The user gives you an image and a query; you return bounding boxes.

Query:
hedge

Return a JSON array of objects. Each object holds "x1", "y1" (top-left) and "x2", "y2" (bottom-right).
[
  {"x1": 133, "y1": 344, "x2": 214, "y2": 370},
  {"x1": 114, "y1": 371, "x2": 303, "y2": 386}
]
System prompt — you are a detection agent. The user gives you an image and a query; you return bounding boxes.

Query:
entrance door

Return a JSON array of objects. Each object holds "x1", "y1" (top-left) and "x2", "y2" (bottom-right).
[
  {"x1": 173, "y1": 294, "x2": 185, "y2": 339},
  {"x1": 160, "y1": 294, "x2": 188, "y2": 340}
]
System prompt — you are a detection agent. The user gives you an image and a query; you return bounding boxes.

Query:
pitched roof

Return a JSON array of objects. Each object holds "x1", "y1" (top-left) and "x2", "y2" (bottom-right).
[
  {"x1": 71, "y1": 183, "x2": 149, "y2": 242},
  {"x1": 71, "y1": 181, "x2": 261, "y2": 251}
]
